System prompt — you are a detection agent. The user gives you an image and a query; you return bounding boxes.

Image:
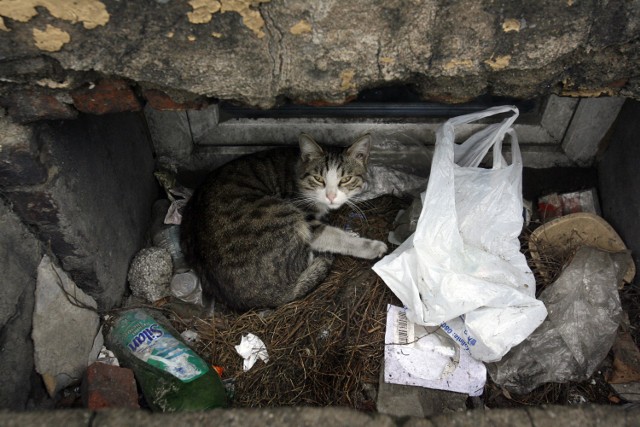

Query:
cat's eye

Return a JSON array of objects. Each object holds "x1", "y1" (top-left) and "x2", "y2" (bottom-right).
[
  {"x1": 313, "y1": 175, "x2": 325, "y2": 184},
  {"x1": 340, "y1": 176, "x2": 352, "y2": 184}
]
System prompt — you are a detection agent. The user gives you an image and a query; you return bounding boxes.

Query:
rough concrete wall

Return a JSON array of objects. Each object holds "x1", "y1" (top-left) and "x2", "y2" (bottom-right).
[
  {"x1": 0, "y1": 198, "x2": 41, "y2": 409},
  {"x1": 0, "y1": 0, "x2": 638, "y2": 117},
  {"x1": 598, "y1": 99, "x2": 640, "y2": 283},
  {"x1": 0, "y1": 113, "x2": 159, "y2": 309}
]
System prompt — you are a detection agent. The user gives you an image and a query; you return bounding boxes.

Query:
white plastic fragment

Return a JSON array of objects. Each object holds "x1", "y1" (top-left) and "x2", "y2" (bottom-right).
[
  {"x1": 97, "y1": 345, "x2": 120, "y2": 366},
  {"x1": 235, "y1": 333, "x2": 269, "y2": 371},
  {"x1": 180, "y1": 330, "x2": 199, "y2": 344}
]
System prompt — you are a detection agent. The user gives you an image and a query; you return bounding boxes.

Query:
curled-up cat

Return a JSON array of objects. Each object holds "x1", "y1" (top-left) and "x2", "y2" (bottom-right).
[{"x1": 180, "y1": 134, "x2": 388, "y2": 311}]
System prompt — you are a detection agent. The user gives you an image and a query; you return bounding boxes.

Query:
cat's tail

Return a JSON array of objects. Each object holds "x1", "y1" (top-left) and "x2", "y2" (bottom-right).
[{"x1": 287, "y1": 254, "x2": 334, "y2": 302}]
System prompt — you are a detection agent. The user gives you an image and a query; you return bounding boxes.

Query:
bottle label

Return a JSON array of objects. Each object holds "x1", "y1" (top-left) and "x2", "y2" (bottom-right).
[{"x1": 116, "y1": 311, "x2": 209, "y2": 383}]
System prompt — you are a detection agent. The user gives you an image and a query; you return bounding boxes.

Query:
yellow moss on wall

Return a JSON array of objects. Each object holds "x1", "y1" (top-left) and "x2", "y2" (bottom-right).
[
  {"x1": 0, "y1": 0, "x2": 109, "y2": 29},
  {"x1": 289, "y1": 19, "x2": 312, "y2": 35},
  {"x1": 502, "y1": 18, "x2": 521, "y2": 32},
  {"x1": 0, "y1": 0, "x2": 108, "y2": 51},
  {"x1": 340, "y1": 69, "x2": 356, "y2": 92},
  {"x1": 33, "y1": 24, "x2": 70, "y2": 52},
  {"x1": 484, "y1": 55, "x2": 511, "y2": 70},
  {"x1": 187, "y1": 0, "x2": 271, "y2": 38}
]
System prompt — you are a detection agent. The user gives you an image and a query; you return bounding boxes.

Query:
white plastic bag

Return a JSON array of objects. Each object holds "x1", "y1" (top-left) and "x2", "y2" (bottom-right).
[{"x1": 373, "y1": 106, "x2": 547, "y2": 362}]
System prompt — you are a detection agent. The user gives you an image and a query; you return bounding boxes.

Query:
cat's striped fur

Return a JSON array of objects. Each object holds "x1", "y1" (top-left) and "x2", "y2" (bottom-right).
[{"x1": 180, "y1": 134, "x2": 387, "y2": 311}]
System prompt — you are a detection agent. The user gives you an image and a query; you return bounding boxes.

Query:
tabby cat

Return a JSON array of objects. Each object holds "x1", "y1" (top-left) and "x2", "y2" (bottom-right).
[{"x1": 180, "y1": 134, "x2": 387, "y2": 311}]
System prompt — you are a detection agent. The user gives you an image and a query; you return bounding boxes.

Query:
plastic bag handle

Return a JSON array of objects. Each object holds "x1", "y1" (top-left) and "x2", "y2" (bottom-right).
[{"x1": 448, "y1": 106, "x2": 519, "y2": 168}]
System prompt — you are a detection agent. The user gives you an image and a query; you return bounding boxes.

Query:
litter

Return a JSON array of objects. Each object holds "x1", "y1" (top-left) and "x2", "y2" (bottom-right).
[
  {"x1": 180, "y1": 330, "x2": 199, "y2": 344},
  {"x1": 374, "y1": 106, "x2": 547, "y2": 362},
  {"x1": 384, "y1": 305, "x2": 486, "y2": 396},
  {"x1": 488, "y1": 246, "x2": 631, "y2": 394},
  {"x1": 537, "y1": 188, "x2": 600, "y2": 222},
  {"x1": 107, "y1": 308, "x2": 228, "y2": 411},
  {"x1": 171, "y1": 271, "x2": 204, "y2": 306},
  {"x1": 529, "y1": 212, "x2": 636, "y2": 286},
  {"x1": 96, "y1": 346, "x2": 120, "y2": 366},
  {"x1": 235, "y1": 333, "x2": 269, "y2": 372}
]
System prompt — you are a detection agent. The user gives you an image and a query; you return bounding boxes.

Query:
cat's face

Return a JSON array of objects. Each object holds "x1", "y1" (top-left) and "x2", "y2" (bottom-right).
[{"x1": 298, "y1": 134, "x2": 370, "y2": 211}]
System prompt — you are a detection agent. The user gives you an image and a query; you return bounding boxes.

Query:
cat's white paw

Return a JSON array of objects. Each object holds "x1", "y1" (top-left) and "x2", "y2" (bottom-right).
[{"x1": 360, "y1": 239, "x2": 388, "y2": 259}]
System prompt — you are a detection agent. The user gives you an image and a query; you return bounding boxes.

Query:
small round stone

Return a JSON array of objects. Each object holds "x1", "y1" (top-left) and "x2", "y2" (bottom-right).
[{"x1": 127, "y1": 246, "x2": 173, "y2": 303}]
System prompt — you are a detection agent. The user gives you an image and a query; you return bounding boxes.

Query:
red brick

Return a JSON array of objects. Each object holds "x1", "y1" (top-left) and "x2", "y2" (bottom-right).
[
  {"x1": 71, "y1": 79, "x2": 141, "y2": 115},
  {"x1": 81, "y1": 362, "x2": 139, "y2": 410},
  {"x1": 143, "y1": 89, "x2": 207, "y2": 111}
]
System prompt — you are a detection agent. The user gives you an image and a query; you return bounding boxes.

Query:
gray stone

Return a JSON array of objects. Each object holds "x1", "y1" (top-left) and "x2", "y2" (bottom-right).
[
  {"x1": 377, "y1": 370, "x2": 467, "y2": 418},
  {"x1": 91, "y1": 407, "x2": 399, "y2": 427},
  {"x1": 32, "y1": 255, "x2": 101, "y2": 397},
  {"x1": 0, "y1": 199, "x2": 42, "y2": 410},
  {"x1": 127, "y1": 247, "x2": 173, "y2": 303},
  {"x1": 2, "y1": 113, "x2": 159, "y2": 309},
  {"x1": 562, "y1": 97, "x2": 626, "y2": 167},
  {"x1": 527, "y1": 405, "x2": 631, "y2": 427},
  {"x1": 0, "y1": 410, "x2": 93, "y2": 427},
  {"x1": 143, "y1": 105, "x2": 193, "y2": 163},
  {"x1": 0, "y1": 405, "x2": 640, "y2": 427}
]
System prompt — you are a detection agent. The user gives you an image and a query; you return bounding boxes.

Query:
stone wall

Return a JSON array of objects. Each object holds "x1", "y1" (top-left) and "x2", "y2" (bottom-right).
[
  {"x1": 0, "y1": 1, "x2": 638, "y2": 122},
  {"x1": 0, "y1": 197, "x2": 42, "y2": 409},
  {"x1": 598, "y1": 99, "x2": 640, "y2": 282},
  {"x1": 0, "y1": 112, "x2": 159, "y2": 310}
]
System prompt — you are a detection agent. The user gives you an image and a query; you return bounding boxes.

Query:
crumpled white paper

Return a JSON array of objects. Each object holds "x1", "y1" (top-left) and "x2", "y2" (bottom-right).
[{"x1": 235, "y1": 333, "x2": 269, "y2": 371}]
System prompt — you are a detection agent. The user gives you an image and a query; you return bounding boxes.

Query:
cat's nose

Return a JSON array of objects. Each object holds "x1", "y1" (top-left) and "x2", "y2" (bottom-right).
[{"x1": 326, "y1": 192, "x2": 336, "y2": 203}]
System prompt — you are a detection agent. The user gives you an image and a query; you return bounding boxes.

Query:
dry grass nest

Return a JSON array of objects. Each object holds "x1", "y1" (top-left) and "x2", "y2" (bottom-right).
[{"x1": 169, "y1": 195, "x2": 405, "y2": 410}]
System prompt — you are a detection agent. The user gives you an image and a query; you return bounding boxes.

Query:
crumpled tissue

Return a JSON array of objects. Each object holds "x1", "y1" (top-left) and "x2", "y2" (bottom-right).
[{"x1": 235, "y1": 333, "x2": 269, "y2": 371}]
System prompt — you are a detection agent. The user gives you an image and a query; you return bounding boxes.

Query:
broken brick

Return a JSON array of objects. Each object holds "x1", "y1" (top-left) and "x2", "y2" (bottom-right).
[
  {"x1": 71, "y1": 79, "x2": 141, "y2": 115},
  {"x1": 81, "y1": 362, "x2": 139, "y2": 410},
  {"x1": 2, "y1": 89, "x2": 77, "y2": 123}
]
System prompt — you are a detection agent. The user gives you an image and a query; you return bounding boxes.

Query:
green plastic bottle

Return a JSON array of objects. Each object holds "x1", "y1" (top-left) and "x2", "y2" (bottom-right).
[{"x1": 107, "y1": 308, "x2": 228, "y2": 411}]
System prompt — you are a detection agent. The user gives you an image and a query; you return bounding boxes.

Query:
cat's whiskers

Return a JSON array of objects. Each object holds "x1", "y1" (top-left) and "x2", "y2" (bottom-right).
[
  {"x1": 345, "y1": 199, "x2": 370, "y2": 228},
  {"x1": 349, "y1": 196, "x2": 377, "y2": 212},
  {"x1": 290, "y1": 194, "x2": 319, "y2": 210}
]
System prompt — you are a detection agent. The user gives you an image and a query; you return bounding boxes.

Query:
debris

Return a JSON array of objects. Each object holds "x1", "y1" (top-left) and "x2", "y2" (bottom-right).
[
  {"x1": 488, "y1": 247, "x2": 631, "y2": 394},
  {"x1": 96, "y1": 346, "x2": 119, "y2": 367},
  {"x1": 383, "y1": 305, "x2": 486, "y2": 396},
  {"x1": 106, "y1": 308, "x2": 228, "y2": 411},
  {"x1": 180, "y1": 329, "x2": 199, "y2": 344},
  {"x1": 154, "y1": 170, "x2": 193, "y2": 225},
  {"x1": 171, "y1": 270, "x2": 204, "y2": 306},
  {"x1": 606, "y1": 313, "x2": 640, "y2": 401},
  {"x1": 235, "y1": 333, "x2": 269, "y2": 372},
  {"x1": 32, "y1": 255, "x2": 102, "y2": 397},
  {"x1": 387, "y1": 195, "x2": 423, "y2": 245},
  {"x1": 150, "y1": 199, "x2": 188, "y2": 270},
  {"x1": 608, "y1": 328, "x2": 640, "y2": 383},
  {"x1": 81, "y1": 362, "x2": 139, "y2": 410},
  {"x1": 529, "y1": 212, "x2": 636, "y2": 287},
  {"x1": 537, "y1": 188, "x2": 600, "y2": 222}
]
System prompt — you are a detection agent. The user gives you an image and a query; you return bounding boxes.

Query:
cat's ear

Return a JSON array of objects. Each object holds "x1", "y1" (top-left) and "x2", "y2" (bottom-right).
[
  {"x1": 346, "y1": 134, "x2": 371, "y2": 165},
  {"x1": 299, "y1": 134, "x2": 324, "y2": 162}
]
